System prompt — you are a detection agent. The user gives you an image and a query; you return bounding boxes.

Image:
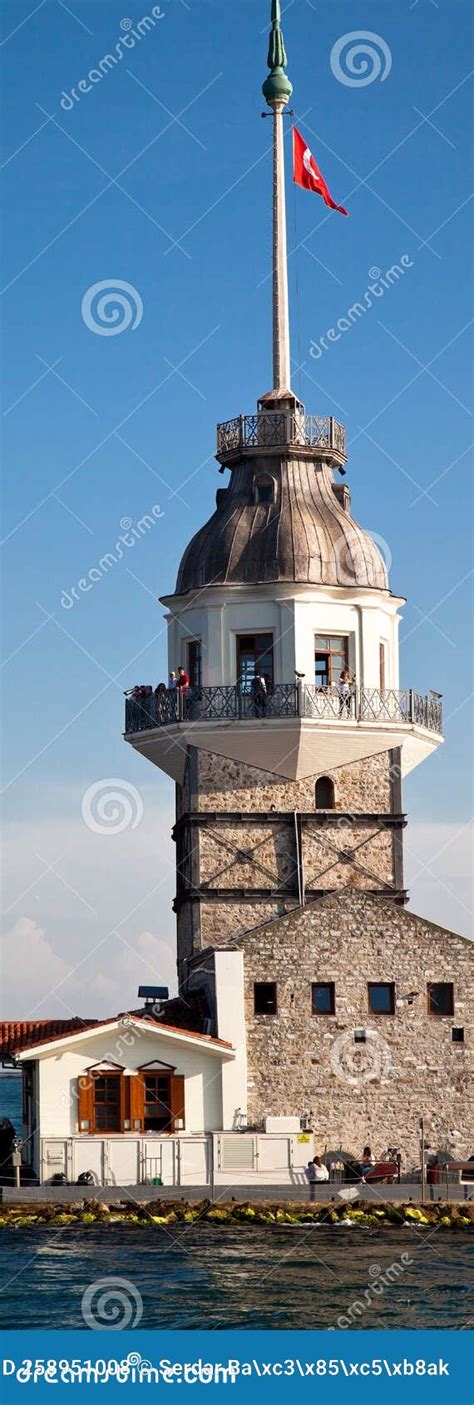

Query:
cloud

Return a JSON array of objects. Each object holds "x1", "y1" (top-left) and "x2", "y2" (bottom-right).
[
  {"x1": 1, "y1": 917, "x2": 70, "y2": 1015},
  {"x1": 1, "y1": 917, "x2": 175, "y2": 1021},
  {"x1": 406, "y1": 822, "x2": 473, "y2": 938},
  {"x1": 1, "y1": 784, "x2": 177, "y2": 1018},
  {"x1": 1, "y1": 804, "x2": 471, "y2": 1021}
]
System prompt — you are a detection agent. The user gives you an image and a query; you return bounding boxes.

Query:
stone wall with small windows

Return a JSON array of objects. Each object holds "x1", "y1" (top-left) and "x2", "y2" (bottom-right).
[
  {"x1": 231, "y1": 889, "x2": 473, "y2": 1167},
  {"x1": 181, "y1": 745, "x2": 393, "y2": 814},
  {"x1": 175, "y1": 746, "x2": 403, "y2": 969}
]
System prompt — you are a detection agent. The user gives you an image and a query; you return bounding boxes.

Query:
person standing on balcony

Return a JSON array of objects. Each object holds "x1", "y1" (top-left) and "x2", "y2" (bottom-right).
[
  {"x1": 176, "y1": 666, "x2": 190, "y2": 720},
  {"x1": 338, "y1": 670, "x2": 352, "y2": 716},
  {"x1": 251, "y1": 668, "x2": 267, "y2": 717},
  {"x1": 168, "y1": 671, "x2": 177, "y2": 690},
  {"x1": 155, "y1": 682, "x2": 167, "y2": 721}
]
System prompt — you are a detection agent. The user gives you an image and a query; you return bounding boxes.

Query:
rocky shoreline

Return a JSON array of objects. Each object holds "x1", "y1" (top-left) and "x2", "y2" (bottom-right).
[{"x1": 0, "y1": 1198, "x2": 472, "y2": 1229}]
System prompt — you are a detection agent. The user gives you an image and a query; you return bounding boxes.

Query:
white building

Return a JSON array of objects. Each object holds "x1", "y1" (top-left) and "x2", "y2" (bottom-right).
[{"x1": 12, "y1": 952, "x2": 313, "y2": 1187}]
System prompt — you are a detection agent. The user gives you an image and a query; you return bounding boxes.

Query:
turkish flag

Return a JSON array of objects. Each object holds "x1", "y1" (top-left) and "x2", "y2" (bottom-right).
[{"x1": 293, "y1": 126, "x2": 348, "y2": 216}]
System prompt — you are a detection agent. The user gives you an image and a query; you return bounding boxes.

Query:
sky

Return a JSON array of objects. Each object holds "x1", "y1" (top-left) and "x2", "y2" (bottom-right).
[{"x1": 1, "y1": 0, "x2": 473, "y2": 1019}]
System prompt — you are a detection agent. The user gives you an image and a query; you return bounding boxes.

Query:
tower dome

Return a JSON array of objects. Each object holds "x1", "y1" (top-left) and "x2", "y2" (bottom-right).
[{"x1": 176, "y1": 454, "x2": 388, "y2": 595}]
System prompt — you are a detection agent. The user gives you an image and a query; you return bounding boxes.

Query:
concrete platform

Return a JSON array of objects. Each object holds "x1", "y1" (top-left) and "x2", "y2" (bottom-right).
[{"x1": 1, "y1": 1181, "x2": 472, "y2": 1206}]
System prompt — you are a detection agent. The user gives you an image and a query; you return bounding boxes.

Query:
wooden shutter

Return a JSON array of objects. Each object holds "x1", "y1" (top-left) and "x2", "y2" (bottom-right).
[
  {"x1": 170, "y1": 1074, "x2": 185, "y2": 1131},
  {"x1": 129, "y1": 1074, "x2": 145, "y2": 1132},
  {"x1": 78, "y1": 1074, "x2": 95, "y2": 1133}
]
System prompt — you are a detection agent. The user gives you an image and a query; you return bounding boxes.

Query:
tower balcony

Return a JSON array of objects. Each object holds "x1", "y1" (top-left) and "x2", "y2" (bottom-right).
[
  {"x1": 216, "y1": 411, "x2": 347, "y2": 468},
  {"x1": 124, "y1": 684, "x2": 443, "y2": 785}
]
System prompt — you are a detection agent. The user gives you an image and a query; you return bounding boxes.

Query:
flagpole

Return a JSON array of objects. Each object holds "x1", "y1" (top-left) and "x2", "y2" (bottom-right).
[
  {"x1": 263, "y1": 0, "x2": 293, "y2": 395},
  {"x1": 272, "y1": 101, "x2": 291, "y2": 392}
]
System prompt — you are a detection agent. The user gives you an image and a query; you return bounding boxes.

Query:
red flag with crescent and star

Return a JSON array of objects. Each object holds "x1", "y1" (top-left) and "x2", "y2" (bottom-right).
[{"x1": 292, "y1": 126, "x2": 348, "y2": 216}]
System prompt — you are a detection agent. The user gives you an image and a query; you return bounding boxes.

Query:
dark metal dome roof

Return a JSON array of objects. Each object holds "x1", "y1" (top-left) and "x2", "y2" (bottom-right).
[{"x1": 175, "y1": 456, "x2": 388, "y2": 594}]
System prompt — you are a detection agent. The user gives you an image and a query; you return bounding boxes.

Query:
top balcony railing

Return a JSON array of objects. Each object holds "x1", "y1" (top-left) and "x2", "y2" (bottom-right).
[
  {"x1": 216, "y1": 412, "x2": 347, "y2": 463},
  {"x1": 125, "y1": 685, "x2": 443, "y2": 737}
]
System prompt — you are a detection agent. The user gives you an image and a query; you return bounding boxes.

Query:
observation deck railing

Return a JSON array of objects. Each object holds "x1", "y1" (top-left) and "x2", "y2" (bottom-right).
[
  {"x1": 125, "y1": 685, "x2": 443, "y2": 737},
  {"x1": 216, "y1": 412, "x2": 347, "y2": 462}
]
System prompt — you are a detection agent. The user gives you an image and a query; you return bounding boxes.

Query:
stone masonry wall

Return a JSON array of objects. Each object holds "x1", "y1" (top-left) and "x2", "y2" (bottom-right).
[
  {"x1": 189, "y1": 748, "x2": 393, "y2": 813},
  {"x1": 176, "y1": 747, "x2": 402, "y2": 964},
  {"x1": 236, "y1": 890, "x2": 473, "y2": 1167}
]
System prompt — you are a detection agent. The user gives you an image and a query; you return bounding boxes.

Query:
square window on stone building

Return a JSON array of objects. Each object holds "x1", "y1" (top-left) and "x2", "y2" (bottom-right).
[
  {"x1": 254, "y1": 982, "x2": 277, "y2": 1015},
  {"x1": 427, "y1": 983, "x2": 454, "y2": 1016},
  {"x1": 452, "y1": 1027, "x2": 464, "y2": 1043},
  {"x1": 311, "y1": 982, "x2": 335, "y2": 1015},
  {"x1": 368, "y1": 982, "x2": 395, "y2": 1014}
]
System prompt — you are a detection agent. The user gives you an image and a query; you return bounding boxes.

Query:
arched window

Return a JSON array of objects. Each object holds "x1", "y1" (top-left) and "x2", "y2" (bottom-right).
[
  {"x1": 254, "y1": 476, "x2": 275, "y2": 505},
  {"x1": 315, "y1": 776, "x2": 335, "y2": 809}
]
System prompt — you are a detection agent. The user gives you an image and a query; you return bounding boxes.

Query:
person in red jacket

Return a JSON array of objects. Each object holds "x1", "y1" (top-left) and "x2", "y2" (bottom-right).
[{"x1": 176, "y1": 666, "x2": 190, "y2": 692}]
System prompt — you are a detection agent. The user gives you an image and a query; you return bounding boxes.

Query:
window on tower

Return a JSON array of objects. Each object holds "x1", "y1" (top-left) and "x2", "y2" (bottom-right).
[
  {"x1": 237, "y1": 634, "x2": 274, "y2": 690},
  {"x1": 314, "y1": 636, "x2": 348, "y2": 688},
  {"x1": 315, "y1": 776, "x2": 335, "y2": 809},
  {"x1": 427, "y1": 983, "x2": 454, "y2": 1016},
  {"x1": 254, "y1": 982, "x2": 277, "y2": 1015},
  {"x1": 254, "y1": 476, "x2": 275, "y2": 505},
  {"x1": 368, "y1": 982, "x2": 395, "y2": 1015},
  {"x1": 311, "y1": 982, "x2": 335, "y2": 1015},
  {"x1": 187, "y1": 640, "x2": 202, "y2": 689}
]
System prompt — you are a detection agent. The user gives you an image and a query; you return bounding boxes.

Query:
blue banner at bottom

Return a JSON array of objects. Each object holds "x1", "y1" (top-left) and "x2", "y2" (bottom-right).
[{"x1": 0, "y1": 1332, "x2": 471, "y2": 1400}]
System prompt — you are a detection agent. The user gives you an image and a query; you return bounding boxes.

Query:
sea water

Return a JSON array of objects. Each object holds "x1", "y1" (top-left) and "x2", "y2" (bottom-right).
[
  {"x1": 0, "y1": 1075, "x2": 22, "y2": 1129},
  {"x1": 0, "y1": 1226, "x2": 471, "y2": 1330},
  {"x1": 0, "y1": 1081, "x2": 470, "y2": 1331}
]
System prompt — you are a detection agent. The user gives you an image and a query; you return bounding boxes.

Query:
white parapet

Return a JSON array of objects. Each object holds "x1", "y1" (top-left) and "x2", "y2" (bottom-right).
[
  {"x1": 264, "y1": 1116, "x2": 302, "y2": 1134},
  {"x1": 39, "y1": 1131, "x2": 315, "y2": 1187}
]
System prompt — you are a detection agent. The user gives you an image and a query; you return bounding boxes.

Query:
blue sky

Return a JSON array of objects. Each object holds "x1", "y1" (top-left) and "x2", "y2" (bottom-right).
[{"x1": 1, "y1": 0, "x2": 472, "y2": 1016}]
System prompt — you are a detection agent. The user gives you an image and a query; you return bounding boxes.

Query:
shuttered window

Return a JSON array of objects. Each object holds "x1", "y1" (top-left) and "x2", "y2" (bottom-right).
[
  {"x1": 78, "y1": 1074, "x2": 94, "y2": 1132},
  {"x1": 77, "y1": 1068, "x2": 186, "y2": 1133}
]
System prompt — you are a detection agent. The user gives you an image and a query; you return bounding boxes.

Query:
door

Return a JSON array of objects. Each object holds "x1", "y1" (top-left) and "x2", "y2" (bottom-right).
[{"x1": 236, "y1": 634, "x2": 274, "y2": 690}]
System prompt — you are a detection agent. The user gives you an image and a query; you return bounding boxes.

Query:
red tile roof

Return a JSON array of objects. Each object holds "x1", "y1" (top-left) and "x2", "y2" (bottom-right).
[
  {"x1": 0, "y1": 1019, "x2": 97, "y2": 1055},
  {"x1": 4, "y1": 1015, "x2": 232, "y2": 1055}
]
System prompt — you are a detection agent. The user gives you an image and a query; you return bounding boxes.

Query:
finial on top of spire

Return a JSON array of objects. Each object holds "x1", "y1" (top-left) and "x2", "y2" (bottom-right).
[{"x1": 262, "y1": 0, "x2": 293, "y2": 106}]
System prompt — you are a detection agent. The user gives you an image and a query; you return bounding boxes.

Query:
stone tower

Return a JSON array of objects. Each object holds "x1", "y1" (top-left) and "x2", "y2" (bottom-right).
[{"x1": 124, "y1": 0, "x2": 443, "y2": 982}]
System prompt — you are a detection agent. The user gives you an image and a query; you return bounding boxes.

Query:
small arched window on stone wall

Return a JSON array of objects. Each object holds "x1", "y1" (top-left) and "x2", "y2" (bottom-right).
[
  {"x1": 254, "y1": 475, "x2": 275, "y2": 506},
  {"x1": 315, "y1": 775, "x2": 335, "y2": 809}
]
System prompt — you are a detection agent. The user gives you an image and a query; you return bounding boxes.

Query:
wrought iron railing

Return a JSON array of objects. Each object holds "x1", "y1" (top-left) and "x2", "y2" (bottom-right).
[
  {"x1": 125, "y1": 685, "x2": 442, "y2": 736},
  {"x1": 216, "y1": 412, "x2": 347, "y2": 460}
]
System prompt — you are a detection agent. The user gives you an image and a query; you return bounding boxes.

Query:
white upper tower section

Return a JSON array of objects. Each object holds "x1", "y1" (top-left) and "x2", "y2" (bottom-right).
[{"x1": 124, "y1": 1, "x2": 443, "y2": 786}]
